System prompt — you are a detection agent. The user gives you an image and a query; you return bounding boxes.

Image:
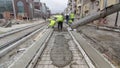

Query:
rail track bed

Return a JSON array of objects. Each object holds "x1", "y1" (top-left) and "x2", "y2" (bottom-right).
[
  {"x1": 7, "y1": 27, "x2": 115, "y2": 68},
  {"x1": 0, "y1": 22, "x2": 47, "y2": 68},
  {"x1": 0, "y1": 23, "x2": 46, "y2": 50},
  {"x1": 35, "y1": 31, "x2": 89, "y2": 68}
]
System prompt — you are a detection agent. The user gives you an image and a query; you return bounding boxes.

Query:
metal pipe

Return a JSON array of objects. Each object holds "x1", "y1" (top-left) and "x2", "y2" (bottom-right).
[{"x1": 71, "y1": 3, "x2": 120, "y2": 28}]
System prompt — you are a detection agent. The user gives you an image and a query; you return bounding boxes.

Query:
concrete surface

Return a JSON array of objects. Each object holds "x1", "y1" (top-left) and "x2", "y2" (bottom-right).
[
  {"x1": 35, "y1": 31, "x2": 89, "y2": 68},
  {"x1": 9, "y1": 29, "x2": 53, "y2": 68},
  {"x1": 77, "y1": 25, "x2": 120, "y2": 68},
  {"x1": 50, "y1": 35, "x2": 73, "y2": 67},
  {"x1": 71, "y1": 30, "x2": 115, "y2": 68},
  {"x1": 0, "y1": 20, "x2": 44, "y2": 33}
]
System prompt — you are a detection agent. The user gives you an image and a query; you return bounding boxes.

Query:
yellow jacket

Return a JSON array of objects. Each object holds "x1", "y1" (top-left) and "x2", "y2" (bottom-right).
[
  {"x1": 56, "y1": 15, "x2": 64, "y2": 22},
  {"x1": 70, "y1": 13, "x2": 75, "y2": 19},
  {"x1": 49, "y1": 19, "x2": 56, "y2": 27},
  {"x1": 69, "y1": 20, "x2": 73, "y2": 24}
]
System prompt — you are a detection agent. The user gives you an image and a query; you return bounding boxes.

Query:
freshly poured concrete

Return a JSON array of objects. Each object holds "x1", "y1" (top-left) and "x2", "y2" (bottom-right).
[
  {"x1": 50, "y1": 35, "x2": 73, "y2": 67},
  {"x1": 35, "y1": 31, "x2": 88, "y2": 68}
]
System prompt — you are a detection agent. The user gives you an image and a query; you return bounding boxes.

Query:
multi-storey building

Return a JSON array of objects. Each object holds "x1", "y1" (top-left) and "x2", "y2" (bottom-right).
[
  {"x1": 0, "y1": 0, "x2": 34, "y2": 19},
  {"x1": 65, "y1": 0, "x2": 120, "y2": 26},
  {"x1": 0, "y1": 0, "x2": 13, "y2": 19},
  {"x1": 34, "y1": 1, "x2": 51, "y2": 19},
  {"x1": 14, "y1": 0, "x2": 34, "y2": 19},
  {"x1": 34, "y1": 1, "x2": 42, "y2": 18},
  {"x1": 65, "y1": 0, "x2": 72, "y2": 14},
  {"x1": 0, "y1": 0, "x2": 51, "y2": 20},
  {"x1": 65, "y1": 0, "x2": 91, "y2": 19},
  {"x1": 75, "y1": 0, "x2": 81, "y2": 19}
]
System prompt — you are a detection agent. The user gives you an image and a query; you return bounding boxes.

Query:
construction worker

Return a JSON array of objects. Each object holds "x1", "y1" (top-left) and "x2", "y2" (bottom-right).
[
  {"x1": 68, "y1": 19, "x2": 73, "y2": 27},
  {"x1": 56, "y1": 14, "x2": 64, "y2": 31},
  {"x1": 70, "y1": 12, "x2": 75, "y2": 22},
  {"x1": 48, "y1": 18, "x2": 56, "y2": 28}
]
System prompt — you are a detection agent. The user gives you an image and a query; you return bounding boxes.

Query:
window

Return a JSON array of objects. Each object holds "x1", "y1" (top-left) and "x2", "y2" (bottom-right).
[
  {"x1": 17, "y1": 1, "x2": 24, "y2": 13},
  {"x1": 0, "y1": 0, "x2": 13, "y2": 13},
  {"x1": 7, "y1": 1, "x2": 13, "y2": 12}
]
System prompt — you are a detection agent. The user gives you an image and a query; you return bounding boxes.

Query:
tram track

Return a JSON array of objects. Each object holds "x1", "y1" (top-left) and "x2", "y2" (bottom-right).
[
  {"x1": 8, "y1": 28, "x2": 95, "y2": 68},
  {"x1": 0, "y1": 22, "x2": 47, "y2": 58},
  {"x1": 0, "y1": 22, "x2": 44, "y2": 38},
  {"x1": 8, "y1": 26, "x2": 115, "y2": 68},
  {"x1": 34, "y1": 31, "x2": 93, "y2": 68},
  {"x1": 0, "y1": 23, "x2": 48, "y2": 68},
  {"x1": 0, "y1": 23, "x2": 46, "y2": 50}
]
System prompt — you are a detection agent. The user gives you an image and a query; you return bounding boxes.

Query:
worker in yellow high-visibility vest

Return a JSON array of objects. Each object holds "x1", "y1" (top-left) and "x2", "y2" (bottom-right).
[
  {"x1": 68, "y1": 19, "x2": 73, "y2": 27},
  {"x1": 70, "y1": 12, "x2": 75, "y2": 22},
  {"x1": 48, "y1": 18, "x2": 56, "y2": 28},
  {"x1": 69, "y1": 19, "x2": 72, "y2": 24},
  {"x1": 56, "y1": 14, "x2": 64, "y2": 31}
]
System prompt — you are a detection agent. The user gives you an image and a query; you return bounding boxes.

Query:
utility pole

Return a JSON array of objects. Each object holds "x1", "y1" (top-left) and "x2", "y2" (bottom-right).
[
  {"x1": 12, "y1": 0, "x2": 16, "y2": 19},
  {"x1": 115, "y1": 0, "x2": 120, "y2": 26}
]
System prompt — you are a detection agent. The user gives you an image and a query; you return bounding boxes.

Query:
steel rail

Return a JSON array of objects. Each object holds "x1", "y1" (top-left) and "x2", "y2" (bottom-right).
[
  {"x1": 9, "y1": 30, "x2": 95, "y2": 68},
  {"x1": 0, "y1": 23, "x2": 46, "y2": 50},
  {"x1": 0, "y1": 25, "x2": 47, "y2": 58},
  {"x1": 68, "y1": 28, "x2": 115, "y2": 68},
  {"x1": 68, "y1": 27, "x2": 95, "y2": 68},
  {"x1": 8, "y1": 27, "x2": 115, "y2": 68},
  {"x1": 0, "y1": 22, "x2": 44, "y2": 38},
  {"x1": 27, "y1": 31, "x2": 95, "y2": 68},
  {"x1": 8, "y1": 28, "x2": 53, "y2": 68}
]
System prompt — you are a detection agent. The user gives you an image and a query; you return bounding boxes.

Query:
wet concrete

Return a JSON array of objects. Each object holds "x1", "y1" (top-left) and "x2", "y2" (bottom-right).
[{"x1": 50, "y1": 35, "x2": 73, "y2": 67}]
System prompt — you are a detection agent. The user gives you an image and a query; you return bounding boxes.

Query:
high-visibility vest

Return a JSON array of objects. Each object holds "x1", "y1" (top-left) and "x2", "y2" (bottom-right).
[
  {"x1": 49, "y1": 19, "x2": 56, "y2": 27},
  {"x1": 70, "y1": 13, "x2": 75, "y2": 19},
  {"x1": 68, "y1": 19, "x2": 73, "y2": 24},
  {"x1": 56, "y1": 15, "x2": 64, "y2": 22}
]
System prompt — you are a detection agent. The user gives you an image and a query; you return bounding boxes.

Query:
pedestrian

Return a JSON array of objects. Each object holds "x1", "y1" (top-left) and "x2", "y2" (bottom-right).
[
  {"x1": 65, "y1": 14, "x2": 69, "y2": 24},
  {"x1": 56, "y1": 14, "x2": 64, "y2": 31}
]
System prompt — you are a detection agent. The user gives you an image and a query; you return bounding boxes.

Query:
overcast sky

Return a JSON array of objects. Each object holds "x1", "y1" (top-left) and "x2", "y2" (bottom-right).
[{"x1": 40, "y1": 0, "x2": 68, "y2": 13}]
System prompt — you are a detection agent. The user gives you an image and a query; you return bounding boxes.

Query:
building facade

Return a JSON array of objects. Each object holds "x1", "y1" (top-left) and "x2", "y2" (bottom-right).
[
  {"x1": 34, "y1": 2, "x2": 42, "y2": 18},
  {"x1": 65, "y1": 0, "x2": 120, "y2": 26},
  {"x1": 14, "y1": 0, "x2": 34, "y2": 19},
  {"x1": 0, "y1": 0, "x2": 13, "y2": 19},
  {"x1": 0, "y1": 0, "x2": 51, "y2": 20},
  {"x1": 34, "y1": 2, "x2": 51, "y2": 19}
]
